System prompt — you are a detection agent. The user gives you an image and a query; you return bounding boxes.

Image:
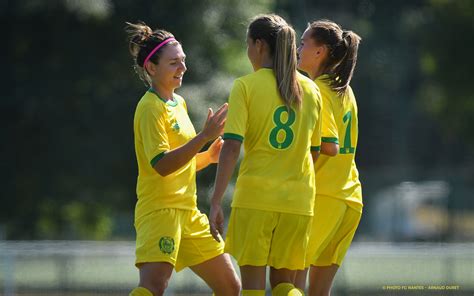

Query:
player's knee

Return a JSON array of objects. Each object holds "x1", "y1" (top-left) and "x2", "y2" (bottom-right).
[
  {"x1": 226, "y1": 275, "x2": 242, "y2": 295},
  {"x1": 229, "y1": 275, "x2": 242, "y2": 294},
  {"x1": 141, "y1": 279, "x2": 169, "y2": 296},
  {"x1": 214, "y1": 274, "x2": 241, "y2": 295},
  {"x1": 149, "y1": 282, "x2": 168, "y2": 296}
]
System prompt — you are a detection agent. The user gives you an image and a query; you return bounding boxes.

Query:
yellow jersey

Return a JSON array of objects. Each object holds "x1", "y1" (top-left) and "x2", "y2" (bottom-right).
[
  {"x1": 314, "y1": 75, "x2": 363, "y2": 212},
  {"x1": 133, "y1": 89, "x2": 197, "y2": 220},
  {"x1": 223, "y1": 68, "x2": 322, "y2": 216}
]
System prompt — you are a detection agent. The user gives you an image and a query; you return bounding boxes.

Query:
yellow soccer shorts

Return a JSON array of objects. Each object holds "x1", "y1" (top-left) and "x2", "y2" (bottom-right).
[
  {"x1": 225, "y1": 207, "x2": 312, "y2": 270},
  {"x1": 134, "y1": 208, "x2": 224, "y2": 271},
  {"x1": 306, "y1": 196, "x2": 361, "y2": 267}
]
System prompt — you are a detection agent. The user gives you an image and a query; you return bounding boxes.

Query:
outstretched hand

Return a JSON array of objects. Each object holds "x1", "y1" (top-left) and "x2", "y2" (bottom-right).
[
  {"x1": 202, "y1": 103, "x2": 228, "y2": 141},
  {"x1": 207, "y1": 136, "x2": 224, "y2": 163}
]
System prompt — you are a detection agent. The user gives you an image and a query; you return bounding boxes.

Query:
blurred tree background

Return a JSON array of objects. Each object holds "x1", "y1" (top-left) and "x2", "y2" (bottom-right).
[{"x1": 1, "y1": 0, "x2": 473, "y2": 241}]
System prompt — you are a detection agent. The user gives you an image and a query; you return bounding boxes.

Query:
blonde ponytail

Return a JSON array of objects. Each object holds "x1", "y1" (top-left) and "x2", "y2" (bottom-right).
[
  {"x1": 248, "y1": 14, "x2": 302, "y2": 109},
  {"x1": 274, "y1": 26, "x2": 302, "y2": 109}
]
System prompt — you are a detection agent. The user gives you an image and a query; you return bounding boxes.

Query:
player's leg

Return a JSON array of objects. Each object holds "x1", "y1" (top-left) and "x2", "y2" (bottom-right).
[
  {"x1": 130, "y1": 209, "x2": 183, "y2": 296},
  {"x1": 268, "y1": 212, "x2": 312, "y2": 296},
  {"x1": 129, "y1": 262, "x2": 174, "y2": 296},
  {"x1": 225, "y1": 208, "x2": 277, "y2": 295},
  {"x1": 294, "y1": 268, "x2": 308, "y2": 292},
  {"x1": 240, "y1": 265, "x2": 267, "y2": 295},
  {"x1": 297, "y1": 197, "x2": 346, "y2": 292},
  {"x1": 178, "y1": 209, "x2": 240, "y2": 295},
  {"x1": 307, "y1": 264, "x2": 338, "y2": 296},
  {"x1": 189, "y1": 253, "x2": 241, "y2": 295},
  {"x1": 270, "y1": 267, "x2": 303, "y2": 296},
  {"x1": 308, "y1": 203, "x2": 361, "y2": 296}
]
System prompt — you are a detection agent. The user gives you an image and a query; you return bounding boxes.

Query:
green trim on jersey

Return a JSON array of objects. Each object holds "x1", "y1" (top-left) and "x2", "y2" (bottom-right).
[
  {"x1": 311, "y1": 146, "x2": 321, "y2": 151},
  {"x1": 150, "y1": 151, "x2": 166, "y2": 167},
  {"x1": 148, "y1": 88, "x2": 179, "y2": 107},
  {"x1": 223, "y1": 133, "x2": 244, "y2": 142},
  {"x1": 339, "y1": 147, "x2": 356, "y2": 154},
  {"x1": 322, "y1": 137, "x2": 339, "y2": 144}
]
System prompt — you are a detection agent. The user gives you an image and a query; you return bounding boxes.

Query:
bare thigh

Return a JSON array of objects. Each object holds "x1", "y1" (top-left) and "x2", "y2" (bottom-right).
[
  {"x1": 190, "y1": 253, "x2": 241, "y2": 296},
  {"x1": 269, "y1": 267, "x2": 298, "y2": 289},
  {"x1": 239, "y1": 265, "x2": 267, "y2": 290},
  {"x1": 308, "y1": 264, "x2": 339, "y2": 296}
]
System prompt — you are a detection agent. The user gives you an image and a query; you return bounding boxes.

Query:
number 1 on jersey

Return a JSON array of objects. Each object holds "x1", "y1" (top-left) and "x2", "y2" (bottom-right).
[{"x1": 340, "y1": 111, "x2": 355, "y2": 154}]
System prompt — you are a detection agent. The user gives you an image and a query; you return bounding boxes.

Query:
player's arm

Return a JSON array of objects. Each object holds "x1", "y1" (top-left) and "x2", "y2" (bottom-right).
[
  {"x1": 196, "y1": 137, "x2": 224, "y2": 171},
  {"x1": 211, "y1": 140, "x2": 240, "y2": 204},
  {"x1": 321, "y1": 142, "x2": 339, "y2": 156},
  {"x1": 209, "y1": 139, "x2": 241, "y2": 241},
  {"x1": 311, "y1": 149, "x2": 320, "y2": 163},
  {"x1": 209, "y1": 79, "x2": 246, "y2": 241},
  {"x1": 319, "y1": 87, "x2": 339, "y2": 157},
  {"x1": 154, "y1": 104, "x2": 227, "y2": 176}
]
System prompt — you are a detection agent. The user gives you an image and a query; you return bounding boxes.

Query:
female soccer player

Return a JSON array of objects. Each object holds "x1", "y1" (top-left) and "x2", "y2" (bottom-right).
[
  {"x1": 126, "y1": 22, "x2": 240, "y2": 296},
  {"x1": 209, "y1": 14, "x2": 323, "y2": 296},
  {"x1": 295, "y1": 20, "x2": 363, "y2": 296}
]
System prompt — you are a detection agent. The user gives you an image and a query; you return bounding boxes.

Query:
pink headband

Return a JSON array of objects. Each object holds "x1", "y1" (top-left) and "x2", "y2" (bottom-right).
[{"x1": 143, "y1": 37, "x2": 176, "y2": 66}]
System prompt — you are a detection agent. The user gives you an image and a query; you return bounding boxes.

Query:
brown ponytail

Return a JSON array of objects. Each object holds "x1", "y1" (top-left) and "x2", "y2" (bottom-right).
[
  {"x1": 308, "y1": 20, "x2": 361, "y2": 96},
  {"x1": 125, "y1": 21, "x2": 177, "y2": 86},
  {"x1": 248, "y1": 14, "x2": 302, "y2": 109}
]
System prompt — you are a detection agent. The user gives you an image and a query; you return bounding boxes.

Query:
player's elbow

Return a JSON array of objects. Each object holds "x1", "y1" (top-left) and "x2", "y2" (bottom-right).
[
  {"x1": 321, "y1": 143, "x2": 339, "y2": 157},
  {"x1": 153, "y1": 162, "x2": 172, "y2": 177},
  {"x1": 154, "y1": 166, "x2": 168, "y2": 176},
  {"x1": 326, "y1": 144, "x2": 339, "y2": 156}
]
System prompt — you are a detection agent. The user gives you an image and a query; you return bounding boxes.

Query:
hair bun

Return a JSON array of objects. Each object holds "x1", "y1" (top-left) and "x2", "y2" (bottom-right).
[
  {"x1": 134, "y1": 22, "x2": 153, "y2": 43},
  {"x1": 126, "y1": 22, "x2": 153, "y2": 45}
]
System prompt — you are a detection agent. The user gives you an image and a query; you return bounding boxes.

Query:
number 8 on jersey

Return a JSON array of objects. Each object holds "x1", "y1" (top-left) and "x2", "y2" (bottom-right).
[{"x1": 269, "y1": 106, "x2": 296, "y2": 149}]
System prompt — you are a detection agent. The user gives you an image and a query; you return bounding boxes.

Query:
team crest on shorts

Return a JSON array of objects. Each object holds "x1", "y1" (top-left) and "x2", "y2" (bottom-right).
[{"x1": 159, "y1": 236, "x2": 175, "y2": 254}]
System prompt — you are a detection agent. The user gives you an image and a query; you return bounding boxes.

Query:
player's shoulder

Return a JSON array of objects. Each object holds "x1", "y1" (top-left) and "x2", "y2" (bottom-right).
[
  {"x1": 345, "y1": 85, "x2": 355, "y2": 100},
  {"x1": 230, "y1": 71, "x2": 261, "y2": 96},
  {"x1": 297, "y1": 73, "x2": 319, "y2": 95},
  {"x1": 343, "y1": 85, "x2": 358, "y2": 110},
  {"x1": 137, "y1": 91, "x2": 166, "y2": 115},
  {"x1": 297, "y1": 72, "x2": 316, "y2": 86},
  {"x1": 173, "y1": 93, "x2": 185, "y2": 104},
  {"x1": 314, "y1": 75, "x2": 333, "y2": 93},
  {"x1": 296, "y1": 73, "x2": 320, "y2": 107}
]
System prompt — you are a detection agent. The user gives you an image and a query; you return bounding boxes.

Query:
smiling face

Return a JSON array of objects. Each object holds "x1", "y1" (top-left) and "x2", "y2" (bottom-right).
[
  {"x1": 147, "y1": 43, "x2": 187, "y2": 92},
  {"x1": 297, "y1": 27, "x2": 325, "y2": 78}
]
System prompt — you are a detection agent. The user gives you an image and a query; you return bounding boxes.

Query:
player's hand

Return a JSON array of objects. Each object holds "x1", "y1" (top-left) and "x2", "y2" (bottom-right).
[
  {"x1": 207, "y1": 136, "x2": 224, "y2": 163},
  {"x1": 209, "y1": 202, "x2": 225, "y2": 242},
  {"x1": 202, "y1": 103, "x2": 228, "y2": 141}
]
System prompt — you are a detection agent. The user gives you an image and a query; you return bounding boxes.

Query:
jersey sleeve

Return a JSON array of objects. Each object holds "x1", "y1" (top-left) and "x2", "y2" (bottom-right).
[
  {"x1": 180, "y1": 96, "x2": 188, "y2": 113},
  {"x1": 223, "y1": 79, "x2": 247, "y2": 142},
  {"x1": 320, "y1": 88, "x2": 339, "y2": 144},
  {"x1": 139, "y1": 106, "x2": 170, "y2": 167},
  {"x1": 311, "y1": 89, "x2": 323, "y2": 152}
]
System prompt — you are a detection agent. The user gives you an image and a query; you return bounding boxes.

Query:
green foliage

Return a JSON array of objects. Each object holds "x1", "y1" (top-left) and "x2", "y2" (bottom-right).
[
  {"x1": 417, "y1": 0, "x2": 474, "y2": 147},
  {"x1": 37, "y1": 200, "x2": 112, "y2": 239}
]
